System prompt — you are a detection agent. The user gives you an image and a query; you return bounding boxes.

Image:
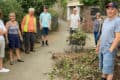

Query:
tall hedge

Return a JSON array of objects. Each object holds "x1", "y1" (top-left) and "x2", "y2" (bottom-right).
[{"x1": 0, "y1": 0, "x2": 24, "y2": 23}]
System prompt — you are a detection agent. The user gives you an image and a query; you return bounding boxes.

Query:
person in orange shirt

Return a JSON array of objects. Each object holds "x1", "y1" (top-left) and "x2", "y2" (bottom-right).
[{"x1": 21, "y1": 8, "x2": 37, "y2": 54}]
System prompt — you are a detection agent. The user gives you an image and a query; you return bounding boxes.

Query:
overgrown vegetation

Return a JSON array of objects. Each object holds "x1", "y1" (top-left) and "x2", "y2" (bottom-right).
[
  {"x1": 68, "y1": 30, "x2": 87, "y2": 51},
  {"x1": 49, "y1": 49, "x2": 101, "y2": 80},
  {"x1": 49, "y1": 49, "x2": 120, "y2": 80}
]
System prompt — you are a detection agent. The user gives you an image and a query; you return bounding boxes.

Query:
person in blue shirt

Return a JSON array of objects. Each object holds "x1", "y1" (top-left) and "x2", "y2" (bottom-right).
[
  {"x1": 96, "y1": 2, "x2": 120, "y2": 80},
  {"x1": 39, "y1": 6, "x2": 51, "y2": 46}
]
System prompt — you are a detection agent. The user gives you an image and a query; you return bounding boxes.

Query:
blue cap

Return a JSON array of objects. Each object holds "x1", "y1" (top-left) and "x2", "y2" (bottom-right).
[{"x1": 106, "y1": 2, "x2": 118, "y2": 9}]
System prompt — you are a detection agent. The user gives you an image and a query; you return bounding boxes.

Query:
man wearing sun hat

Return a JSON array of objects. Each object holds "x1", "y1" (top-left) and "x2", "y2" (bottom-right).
[{"x1": 96, "y1": 2, "x2": 120, "y2": 80}]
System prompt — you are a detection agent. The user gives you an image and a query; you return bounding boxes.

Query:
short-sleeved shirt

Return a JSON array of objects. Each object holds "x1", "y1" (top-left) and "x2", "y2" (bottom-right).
[
  {"x1": 100, "y1": 17, "x2": 120, "y2": 47},
  {"x1": 40, "y1": 12, "x2": 51, "y2": 28},
  {"x1": 0, "y1": 20, "x2": 6, "y2": 40},
  {"x1": 69, "y1": 14, "x2": 80, "y2": 29},
  {"x1": 93, "y1": 19, "x2": 103, "y2": 32}
]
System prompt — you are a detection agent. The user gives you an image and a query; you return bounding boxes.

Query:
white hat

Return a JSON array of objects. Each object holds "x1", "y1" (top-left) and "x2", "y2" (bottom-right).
[{"x1": 29, "y1": 8, "x2": 35, "y2": 12}]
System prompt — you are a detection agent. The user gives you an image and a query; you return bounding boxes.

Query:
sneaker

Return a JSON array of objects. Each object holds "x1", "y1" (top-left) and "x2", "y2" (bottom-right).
[{"x1": 0, "y1": 68, "x2": 10, "y2": 73}]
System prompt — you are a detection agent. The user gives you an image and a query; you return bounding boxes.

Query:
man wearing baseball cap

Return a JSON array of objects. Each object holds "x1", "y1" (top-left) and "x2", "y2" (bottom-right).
[{"x1": 96, "y1": 2, "x2": 120, "y2": 80}]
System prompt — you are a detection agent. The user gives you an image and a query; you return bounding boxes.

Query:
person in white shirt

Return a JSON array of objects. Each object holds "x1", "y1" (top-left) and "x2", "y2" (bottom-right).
[
  {"x1": 68, "y1": 8, "x2": 80, "y2": 34},
  {"x1": 0, "y1": 10, "x2": 10, "y2": 72}
]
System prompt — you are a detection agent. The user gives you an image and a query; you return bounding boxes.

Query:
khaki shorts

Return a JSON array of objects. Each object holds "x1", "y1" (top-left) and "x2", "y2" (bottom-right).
[{"x1": 0, "y1": 40, "x2": 5, "y2": 58}]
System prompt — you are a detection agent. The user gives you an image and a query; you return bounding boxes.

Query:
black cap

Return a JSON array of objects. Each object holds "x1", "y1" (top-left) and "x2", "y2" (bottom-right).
[
  {"x1": 44, "y1": 5, "x2": 48, "y2": 9},
  {"x1": 106, "y1": 2, "x2": 118, "y2": 9}
]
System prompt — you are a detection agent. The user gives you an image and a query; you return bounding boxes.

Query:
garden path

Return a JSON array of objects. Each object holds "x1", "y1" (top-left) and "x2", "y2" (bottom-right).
[{"x1": 0, "y1": 19, "x2": 94, "y2": 80}]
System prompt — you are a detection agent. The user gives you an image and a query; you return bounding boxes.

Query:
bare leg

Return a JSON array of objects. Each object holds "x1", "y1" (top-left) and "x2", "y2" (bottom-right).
[
  {"x1": 16, "y1": 48, "x2": 21, "y2": 60},
  {"x1": 102, "y1": 74, "x2": 107, "y2": 78},
  {"x1": 107, "y1": 74, "x2": 113, "y2": 80},
  {"x1": 45, "y1": 35, "x2": 49, "y2": 45},
  {"x1": 9, "y1": 49, "x2": 14, "y2": 62},
  {"x1": 45, "y1": 35, "x2": 48, "y2": 41},
  {"x1": 42, "y1": 35, "x2": 45, "y2": 46},
  {"x1": 42, "y1": 35, "x2": 45, "y2": 41},
  {"x1": 0, "y1": 58, "x2": 3, "y2": 69}
]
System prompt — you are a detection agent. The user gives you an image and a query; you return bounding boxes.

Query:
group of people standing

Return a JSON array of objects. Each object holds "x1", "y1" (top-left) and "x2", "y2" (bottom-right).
[
  {"x1": 0, "y1": 1, "x2": 120, "y2": 80},
  {"x1": 94, "y1": 2, "x2": 120, "y2": 80},
  {"x1": 0, "y1": 6, "x2": 51, "y2": 72},
  {"x1": 68, "y1": 2, "x2": 120, "y2": 80}
]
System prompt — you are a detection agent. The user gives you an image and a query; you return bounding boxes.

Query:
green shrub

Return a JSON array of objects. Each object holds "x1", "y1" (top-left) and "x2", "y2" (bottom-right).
[
  {"x1": 0, "y1": 0, "x2": 24, "y2": 23},
  {"x1": 49, "y1": 8, "x2": 59, "y2": 31}
]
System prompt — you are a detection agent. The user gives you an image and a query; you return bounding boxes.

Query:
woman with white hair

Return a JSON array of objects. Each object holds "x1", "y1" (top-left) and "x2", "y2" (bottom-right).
[{"x1": 21, "y1": 8, "x2": 37, "y2": 54}]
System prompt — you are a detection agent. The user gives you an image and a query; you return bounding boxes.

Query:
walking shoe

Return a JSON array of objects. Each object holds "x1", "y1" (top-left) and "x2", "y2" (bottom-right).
[
  {"x1": 46, "y1": 40, "x2": 49, "y2": 46},
  {"x1": 25, "y1": 51, "x2": 30, "y2": 54},
  {"x1": 42, "y1": 41, "x2": 44, "y2": 46},
  {"x1": 0, "y1": 68, "x2": 10, "y2": 73},
  {"x1": 17, "y1": 59, "x2": 24, "y2": 62},
  {"x1": 10, "y1": 61, "x2": 14, "y2": 65}
]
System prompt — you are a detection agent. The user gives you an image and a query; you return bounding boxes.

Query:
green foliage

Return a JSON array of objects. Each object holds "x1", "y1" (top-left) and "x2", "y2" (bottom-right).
[
  {"x1": 60, "y1": 0, "x2": 67, "y2": 8},
  {"x1": 0, "y1": 0, "x2": 23, "y2": 23},
  {"x1": 81, "y1": 0, "x2": 98, "y2": 6},
  {"x1": 17, "y1": 0, "x2": 57, "y2": 16},
  {"x1": 69, "y1": 30, "x2": 87, "y2": 47},
  {"x1": 49, "y1": 8, "x2": 59, "y2": 31},
  {"x1": 49, "y1": 50, "x2": 101, "y2": 80}
]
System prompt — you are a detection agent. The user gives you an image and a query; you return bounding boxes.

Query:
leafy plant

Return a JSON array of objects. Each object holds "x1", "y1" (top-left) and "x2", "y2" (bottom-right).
[
  {"x1": 69, "y1": 30, "x2": 87, "y2": 46},
  {"x1": 49, "y1": 50, "x2": 101, "y2": 80},
  {"x1": 0, "y1": 0, "x2": 24, "y2": 23}
]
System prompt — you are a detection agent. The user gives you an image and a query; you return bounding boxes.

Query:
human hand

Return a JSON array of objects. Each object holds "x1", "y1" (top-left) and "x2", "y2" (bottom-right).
[
  {"x1": 0, "y1": 29, "x2": 3, "y2": 35},
  {"x1": 109, "y1": 48, "x2": 113, "y2": 53},
  {"x1": 95, "y1": 47, "x2": 99, "y2": 54},
  {"x1": 49, "y1": 27, "x2": 51, "y2": 31},
  {"x1": 40, "y1": 27, "x2": 42, "y2": 30},
  {"x1": 6, "y1": 39, "x2": 9, "y2": 44},
  {"x1": 20, "y1": 37, "x2": 23, "y2": 42}
]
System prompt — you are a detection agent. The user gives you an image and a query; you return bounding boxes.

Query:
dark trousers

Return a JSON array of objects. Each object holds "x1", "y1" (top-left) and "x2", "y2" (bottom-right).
[
  {"x1": 23, "y1": 32, "x2": 35, "y2": 52},
  {"x1": 94, "y1": 32, "x2": 99, "y2": 46}
]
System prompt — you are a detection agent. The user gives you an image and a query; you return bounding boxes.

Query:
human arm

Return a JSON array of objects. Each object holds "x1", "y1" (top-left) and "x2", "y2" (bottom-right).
[
  {"x1": 0, "y1": 20, "x2": 7, "y2": 35},
  {"x1": 48, "y1": 14, "x2": 52, "y2": 30},
  {"x1": 109, "y1": 20, "x2": 120, "y2": 52},
  {"x1": 17, "y1": 22, "x2": 23, "y2": 41},
  {"x1": 39, "y1": 14, "x2": 42, "y2": 30},
  {"x1": 21, "y1": 16, "x2": 26, "y2": 32},
  {"x1": 5, "y1": 22, "x2": 9, "y2": 43},
  {"x1": 78, "y1": 15, "x2": 81, "y2": 27},
  {"x1": 109, "y1": 32, "x2": 120, "y2": 52}
]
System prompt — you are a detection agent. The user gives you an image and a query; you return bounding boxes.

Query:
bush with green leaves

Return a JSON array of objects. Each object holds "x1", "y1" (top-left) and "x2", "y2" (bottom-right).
[
  {"x1": 49, "y1": 8, "x2": 59, "y2": 31},
  {"x1": 69, "y1": 30, "x2": 87, "y2": 46},
  {"x1": 49, "y1": 49, "x2": 101, "y2": 80},
  {"x1": 0, "y1": 0, "x2": 24, "y2": 23}
]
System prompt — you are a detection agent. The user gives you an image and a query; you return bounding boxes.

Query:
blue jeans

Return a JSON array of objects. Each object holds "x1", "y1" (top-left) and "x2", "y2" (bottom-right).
[{"x1": 94, "y1": 32, "x2": 99, "y2": 45}]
